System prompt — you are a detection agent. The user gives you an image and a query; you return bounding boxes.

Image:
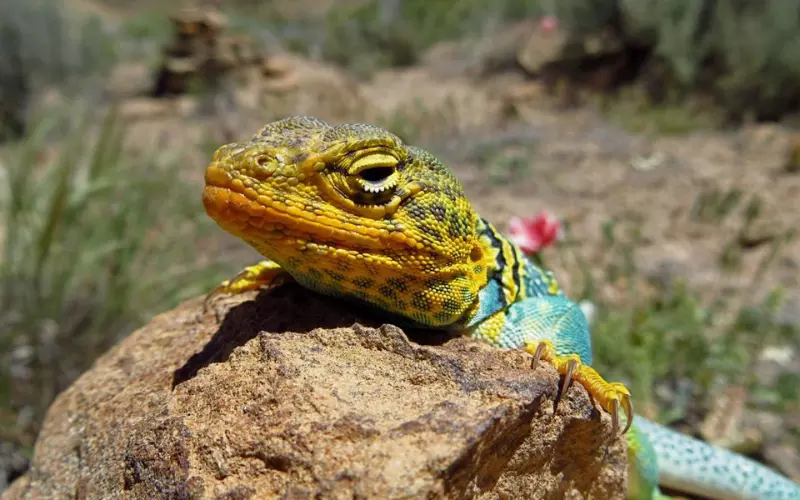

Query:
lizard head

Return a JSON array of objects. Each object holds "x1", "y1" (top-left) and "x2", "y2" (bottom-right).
[{"x1": 203, "y1": 116, "x2": 492, "y2": 326}]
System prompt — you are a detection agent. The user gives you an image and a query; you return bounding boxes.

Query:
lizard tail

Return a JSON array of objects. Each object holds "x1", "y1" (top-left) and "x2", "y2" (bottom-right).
[{"x1": 635, "y1": 417, "x2": 800, "y2": 500}]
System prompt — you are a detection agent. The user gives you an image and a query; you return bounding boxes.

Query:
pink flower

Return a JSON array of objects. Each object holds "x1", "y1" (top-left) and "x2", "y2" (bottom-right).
[
  {"x1": 507, "y1": 211, "x2": 563, "y2": 255},
  {"x1": 538, "y1": 15, "x2": 558, "y2": 34}
]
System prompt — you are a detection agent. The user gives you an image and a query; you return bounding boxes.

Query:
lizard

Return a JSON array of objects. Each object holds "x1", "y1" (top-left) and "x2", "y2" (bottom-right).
[{"x1": 201, "y1": 115, "x2": 800, "y2": 500}]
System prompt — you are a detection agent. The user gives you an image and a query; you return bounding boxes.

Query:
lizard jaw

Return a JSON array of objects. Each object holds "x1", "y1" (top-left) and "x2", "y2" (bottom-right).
[{"x1": 202, "y1": 185, "x2": 413, "y2": 254}]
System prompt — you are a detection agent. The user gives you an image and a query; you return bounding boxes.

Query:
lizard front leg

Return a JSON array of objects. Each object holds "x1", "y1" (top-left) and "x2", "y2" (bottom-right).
[
  {"x1": 204, "y1": 259, "x2": 293, "y2": 309},
  {"x1": 470, "y1": 295, "x2": 633, "y2": 434}
]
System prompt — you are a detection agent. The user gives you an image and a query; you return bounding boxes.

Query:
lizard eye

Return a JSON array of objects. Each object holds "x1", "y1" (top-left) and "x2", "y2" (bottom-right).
[
  {"x1": 359, "y1": 166, "x2": 395, "y2": 183},
  {"x1": 352, "y1": 166, "x2": 398, "y2": 194},
  {"x1": 347, "y1": 153, "x2": 400, "y2": 195}
]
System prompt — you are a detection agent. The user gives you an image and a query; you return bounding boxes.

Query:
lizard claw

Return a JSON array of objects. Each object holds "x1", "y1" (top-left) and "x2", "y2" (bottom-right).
[
  {"x1": 203, "y1": 279, "x2": 234, "y2": 312},
  {"x1": 526, "y1": 339, "x2": 633, "y2": 434},
  {"x1": 203, "y1": 260, "x2": 291, "y2": 313},
  {"x1": 607, "y1": 382, "x2": 634, "y2": 434}
]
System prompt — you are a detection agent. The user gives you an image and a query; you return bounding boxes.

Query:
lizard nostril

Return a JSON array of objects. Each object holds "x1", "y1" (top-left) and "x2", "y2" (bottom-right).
[{"x1": 253, "y1": 155, "x2": 275, "y2": 179}]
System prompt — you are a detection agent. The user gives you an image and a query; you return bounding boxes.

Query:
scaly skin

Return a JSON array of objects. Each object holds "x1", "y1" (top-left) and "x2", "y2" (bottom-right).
[{"x1": 202, "y1": 116, "x2": 800, "y2": 500}]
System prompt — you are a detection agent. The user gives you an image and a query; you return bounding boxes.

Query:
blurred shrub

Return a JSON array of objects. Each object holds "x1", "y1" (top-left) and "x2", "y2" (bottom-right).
[
  {"x1": 0, "y1": 106, "x2": 226, "y2": 448},
  {"x1": 259, "y1": 0, "x2": 545, "y2": 76},
  {"x1": 233, "y1": 0, "x2": 799, "y2": 121},
  {"x1": 711, "y1": 0, "x2": 800, "y2": 120},
  {"x1": 554, "y1": 0, "x2": 800, "y2": 121},
  {"x1": 0, "y1": 0, "x2": 116, "y2": 141}
]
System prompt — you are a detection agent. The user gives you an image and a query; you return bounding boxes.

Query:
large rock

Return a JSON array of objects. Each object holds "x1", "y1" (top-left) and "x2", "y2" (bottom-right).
[{"x1": 4, "y1": 284, "x2": 627, "y2": 499}]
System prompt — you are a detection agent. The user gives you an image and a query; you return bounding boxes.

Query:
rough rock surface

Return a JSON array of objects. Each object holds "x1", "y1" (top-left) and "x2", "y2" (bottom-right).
[{"x1": 5, "y1": 284, "x2": 627, "y2": 499}]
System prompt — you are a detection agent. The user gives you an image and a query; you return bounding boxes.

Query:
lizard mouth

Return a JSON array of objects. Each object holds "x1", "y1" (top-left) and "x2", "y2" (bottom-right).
[{"x1": 202, "y1": 184, "x2": 412, "y2": 252}]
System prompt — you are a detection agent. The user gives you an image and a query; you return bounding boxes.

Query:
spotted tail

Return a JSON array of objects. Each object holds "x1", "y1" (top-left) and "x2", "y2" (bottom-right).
[{"x1": 635, "y1": 418, "x2": 800, "y2": 500}]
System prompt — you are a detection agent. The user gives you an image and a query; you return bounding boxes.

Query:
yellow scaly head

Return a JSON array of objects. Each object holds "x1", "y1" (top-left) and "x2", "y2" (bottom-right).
[{"x1": 202, "y1": 116, "x2": 494, "y2": 327}]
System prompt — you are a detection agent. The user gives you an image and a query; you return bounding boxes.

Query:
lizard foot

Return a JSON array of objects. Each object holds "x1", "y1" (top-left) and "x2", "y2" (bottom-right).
[
  {"x1": 524, "y1": 339, "x2": 633, "y2": 434},
  {"x1": 204, "y1": 260, "x2": 292, "y2": 311}
]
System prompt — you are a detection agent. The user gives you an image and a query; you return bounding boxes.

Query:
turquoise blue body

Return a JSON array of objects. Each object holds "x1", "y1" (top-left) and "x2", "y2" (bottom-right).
[{"x1": 459, "y1": 218, "x2": 800, "y2": 500}]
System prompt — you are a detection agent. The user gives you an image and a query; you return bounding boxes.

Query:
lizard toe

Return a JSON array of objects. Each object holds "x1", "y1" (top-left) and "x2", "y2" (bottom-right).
[
  {"x1": 203, "y1": 260, "x2": 292, "y2": 312},
  {"x1": 525, "y1": 339, "x2": 634, "y2": 434},
  {"x1": 203, "y1": 280, "x2": 232, "y2": 312}
]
